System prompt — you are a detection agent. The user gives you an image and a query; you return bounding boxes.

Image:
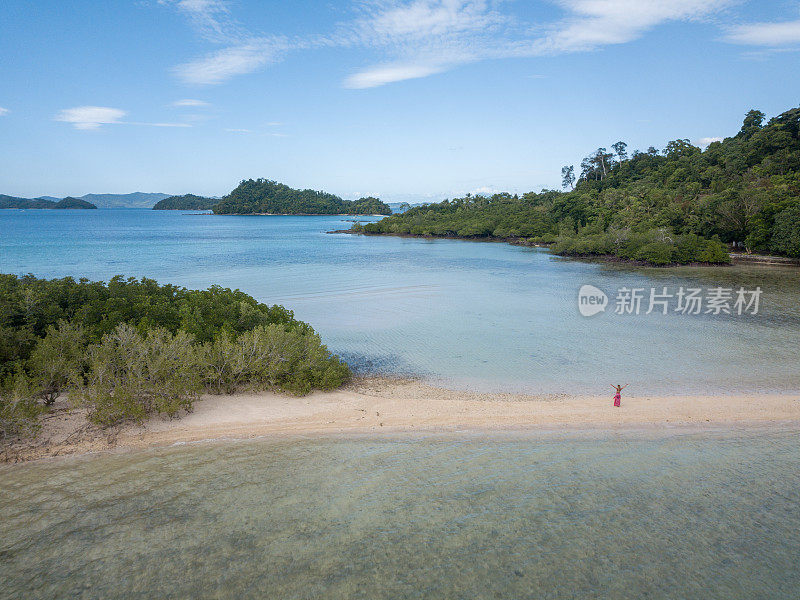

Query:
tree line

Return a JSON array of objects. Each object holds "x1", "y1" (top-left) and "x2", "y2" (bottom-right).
[
  {"x1": 0, "y1": 275, "x2": 350, "y2": 439},
  {"x1": 355, "y1": 105, "x2": 800, "y2": 264}
]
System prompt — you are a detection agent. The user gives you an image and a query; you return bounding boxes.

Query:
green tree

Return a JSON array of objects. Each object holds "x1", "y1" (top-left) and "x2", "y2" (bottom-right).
[
  {"x1": 612, "y1": 141, "x2": 628, "y2": 163},
  {"x1": 27, "y1": 321, "x2": 85, "y2": 404},
  {"x1": 74, "y1": 324, "x2": 201, "y2": 426},
  {"x1": 771, "y1": 204, "x2": 800, "y2": 257},
  {"x1": 0, "y1": 372, "x2": 42, "y2": 440},
  {"x1": 561, "y1": 165, "x2": 575, "y2": 190},
  {"x1": 739, "y1": 109, "x2": 766, "y2": 136}
]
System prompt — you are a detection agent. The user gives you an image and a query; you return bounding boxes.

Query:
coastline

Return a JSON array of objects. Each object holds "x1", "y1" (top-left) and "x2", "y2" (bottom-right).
[
  {"x1": 332, "y1": 230, "x2": 800, "y2": 267},
  {"x1": 213, "y1": 212, "x2": 390, "y2": 216},
  {"x1": 4, "y1": 377, "x2": 800, "y2": 464}
]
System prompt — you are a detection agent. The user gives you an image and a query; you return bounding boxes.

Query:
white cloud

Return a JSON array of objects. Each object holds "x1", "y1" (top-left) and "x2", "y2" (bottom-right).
[
  {"x1": 530, "y1": 0, "x2": 734, "y2": 55},
  {"x1": 55, "y1": 106, "x2": 191, "y2": 130},
  {"x1": 344, "y1": 62, "x2": 448, "y2": 88},
  {"x1": 172, "y1": 98, "x2": 210, "y2": 107},
  {"x1": 0, "y1": 107, "x2": 9, "y2": 116},
  {"x1": 724, "y1": 19, "x2": 800, "y2": 46},
  {"x1": 346, "y1": 0, "x2": 736, "y2": 87},
  {"x1": 349, "y1": 0, "x2": 507, "y2": 43},
  {"x1": 341, "y1": 0, "x2": 506, "y2": 87},
  {"x1": 164, "y1": 0, "x2": 242, "y2": 43},
  {"x1": 174, "y1": 39, "x2": 285, "y2": 84},
  {"x1": 697, "y1": 136, "x2": 724, "y2": 148},
  {"x1": 55, "y1": 106, "x2": 127, "y2": 130},
  {"x1": 225, "y1": 128, "x2": 251, "y2": 133},
  {"x1": 165, "y1": 0, "x2": 737, "y2": 89},
  {"x1": 164, "y1": 0, "x2": 286, "y2": 85}
]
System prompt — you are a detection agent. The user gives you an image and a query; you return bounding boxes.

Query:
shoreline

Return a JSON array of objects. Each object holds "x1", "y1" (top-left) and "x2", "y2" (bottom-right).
[
  {"x1": 4, "y1": 377, "x2": 800, "y2": 464},
  {"x1": 332, "y1": 230, "x2": 800, "y2": 267},
  {"x1": 212, "y1": 212, "x2": 389, "y2": 217}
]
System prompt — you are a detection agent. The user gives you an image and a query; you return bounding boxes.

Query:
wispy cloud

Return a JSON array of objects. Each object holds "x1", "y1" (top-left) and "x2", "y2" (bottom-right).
[
  {"x1": 528, "y1": 0, "x2": 734, "y2": 55},
  {"x1": 344, "y1": 0, "x2": 508, "y2": 46},
  {"x1": 174, "y1": 39, "x2": 287, "y2": 84},
  {"x1": 0, "y1": 106, "x2": 9, "y2": 116},
  {"x1": 345, "y1": 62, "x2": 448, "y2": 88},
  {"x1": 165, "y1": 0, "x2": 739, "y2": 89},
  {"x1": 55, "y1": 106, "x2": 127, "y2": 130},
  {"x1": 172, "y1": 98, "x2": 210, "y2": 107},
  {"x1": 343, "y1": 0, "x2": 736, "y2": 88},
  {"x1": 724, "y1": 19, "x2": 800, "y2": 46},
  {"x1": 55, "y1": 106, "x2": 191, "y2": 130},
  {"x1": 340, "y1": 0, "x2": 510, "y2": 88},
  {"x1": 162, "y1": 0, "x2": 288, "y2": 84},
  {"x1": 225, "y1": 128, "x2": 252, "y2": 133},
  {"x1": 166, "y1": 0, "x2": 243, "y2": 42}
]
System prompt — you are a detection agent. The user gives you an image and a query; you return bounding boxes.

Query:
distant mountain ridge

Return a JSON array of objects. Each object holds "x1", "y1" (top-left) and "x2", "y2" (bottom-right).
[
  {"x1": 0, "y1": 192, "x2": 171, "y2": 209},
  {"x1": 0, "y1": 194, "x2": 97, "y2": 209},
  {"x1": 76, "y1": 192, "x2": 171, "y2": 208}
]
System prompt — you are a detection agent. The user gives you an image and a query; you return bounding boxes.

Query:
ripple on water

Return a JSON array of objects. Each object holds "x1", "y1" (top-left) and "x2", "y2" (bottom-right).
[{"x1": 2, "y1": 433, "x2": 800, "y2": 599}]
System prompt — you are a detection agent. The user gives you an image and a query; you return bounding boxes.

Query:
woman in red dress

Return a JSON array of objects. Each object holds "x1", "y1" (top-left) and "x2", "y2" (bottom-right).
[{"x1": 611, "y1": 384, "x2": 628, "y2": 407}]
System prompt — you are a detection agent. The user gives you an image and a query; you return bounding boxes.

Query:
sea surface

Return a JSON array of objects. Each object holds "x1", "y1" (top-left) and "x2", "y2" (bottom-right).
[
  {"x1": 1, "y1": 208, "x2": 798, "y2": 394},
  {"x1": 3, "y1": 210, "x2": 800, "y2": 599},
  {"x1": 2, "y1": 432, "x2": 800, "y2": 599}
]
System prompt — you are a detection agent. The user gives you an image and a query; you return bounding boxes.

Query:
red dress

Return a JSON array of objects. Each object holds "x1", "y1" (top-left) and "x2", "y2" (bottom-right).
[{"x1": 613, "y1": 392, "x2": 621, "y2": 407}]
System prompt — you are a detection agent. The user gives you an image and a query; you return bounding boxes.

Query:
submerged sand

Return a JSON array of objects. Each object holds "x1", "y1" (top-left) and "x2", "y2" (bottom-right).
[{"x1": 4, "y1": 377, "x2": 800, "y2": 463}]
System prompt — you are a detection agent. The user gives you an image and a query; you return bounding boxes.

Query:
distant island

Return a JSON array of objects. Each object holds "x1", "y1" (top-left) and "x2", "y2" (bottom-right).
[
  {"x1": 2, "y1": 183, "x2": 392, "y2": 214},
  {"x1": 0, "y1": 192, "x2": 171, "y2": 209},
  {"x1": 212, "y1": 179, "x2": 392, "y2": 215},
  {"x1": 351, "y1": 105, "x2": 800, "y2": 265},
  {"x1": 0, "y1": 195, "x2": 97, "y2": 210},
  {"x1": 153, "y1": 194, "x2": 219, "y2": 210}
]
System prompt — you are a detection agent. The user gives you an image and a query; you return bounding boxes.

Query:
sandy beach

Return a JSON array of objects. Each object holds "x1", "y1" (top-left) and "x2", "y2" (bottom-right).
[{"x1": 3, "y1": 377, "x2": 800, "y2": 463}]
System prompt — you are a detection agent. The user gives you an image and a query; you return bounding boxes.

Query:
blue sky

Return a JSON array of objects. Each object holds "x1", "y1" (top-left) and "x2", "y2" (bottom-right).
[{"x1": 1, "y1": 1, "x2": 799, "y2": 202}]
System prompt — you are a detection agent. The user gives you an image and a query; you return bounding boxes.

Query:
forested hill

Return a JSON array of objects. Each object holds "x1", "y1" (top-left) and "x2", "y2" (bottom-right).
[
  {"x1": 356, "y1": 105, "x2": 800, "y2": 265},
  {"x1": 0, "y1": 195, "x2": 97, "y2": 209},
  {"x1": 153, "y1": 194, "x2": 219, "y2": 210},
  {"x1": 213, "y1": 179, "x2": 392, "y2": 215}
]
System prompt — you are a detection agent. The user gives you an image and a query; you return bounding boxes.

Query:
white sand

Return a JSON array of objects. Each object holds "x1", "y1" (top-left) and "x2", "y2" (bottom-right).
[{"x1": 5, "y1": 377, "x2": 800, "y2": 463}]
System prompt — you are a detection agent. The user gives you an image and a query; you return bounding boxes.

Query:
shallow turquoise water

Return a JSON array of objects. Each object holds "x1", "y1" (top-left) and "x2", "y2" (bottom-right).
[
  {"x1": 2, "y1": 432, "x2": 800, "y2": 599},
  {"x1": 1, "y1": 209, "x2": 799, "y2": 394},
  {"x1": 3, "y1": 210, "x2": 800, "y2": 599}
]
